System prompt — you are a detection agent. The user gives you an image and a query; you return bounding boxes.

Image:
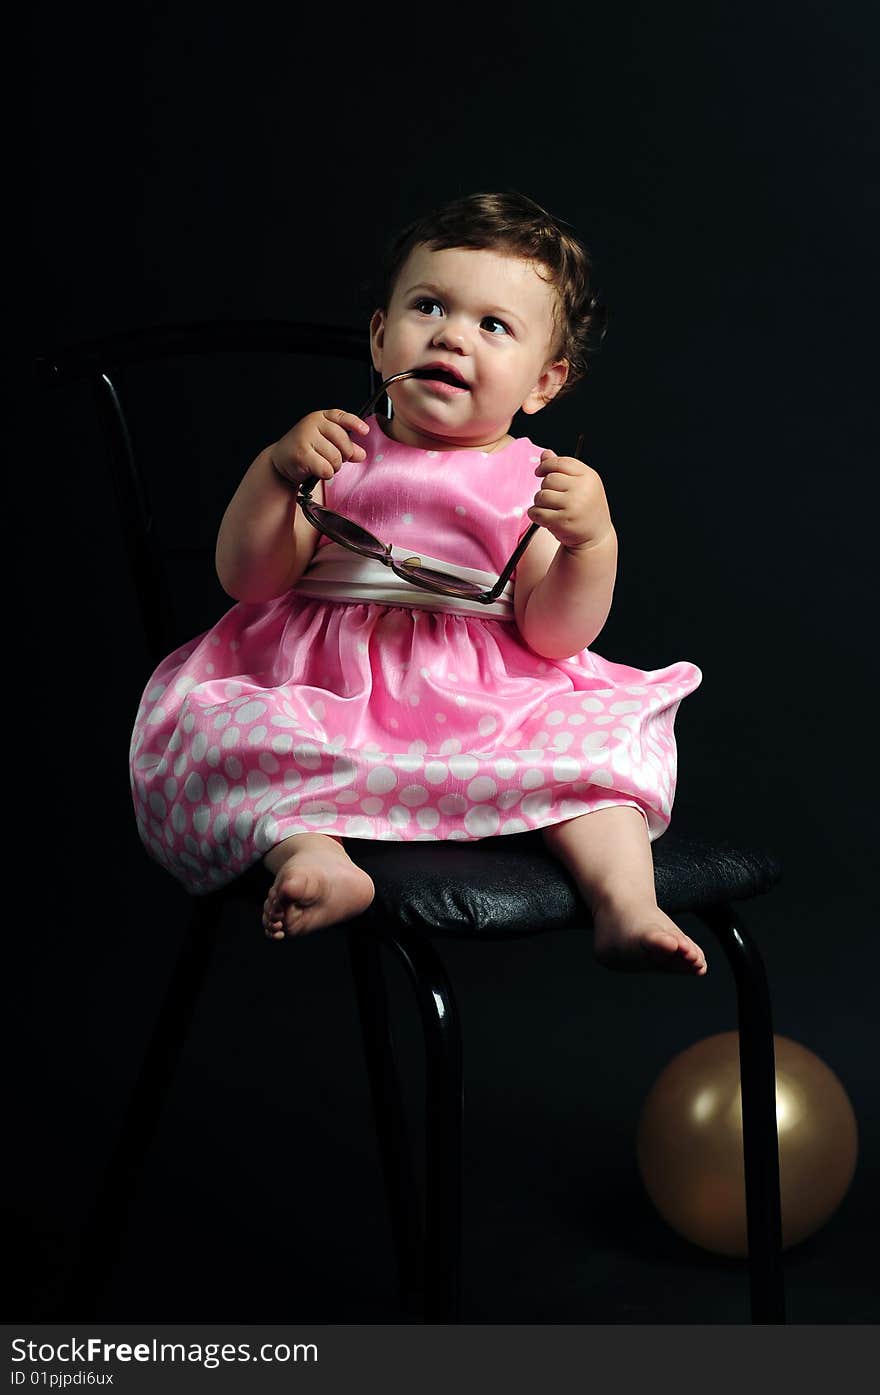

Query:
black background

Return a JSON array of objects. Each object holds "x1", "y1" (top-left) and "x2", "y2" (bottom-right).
[{"x1": 21, "y1": 1, "x2": 878, "y2": 1324}]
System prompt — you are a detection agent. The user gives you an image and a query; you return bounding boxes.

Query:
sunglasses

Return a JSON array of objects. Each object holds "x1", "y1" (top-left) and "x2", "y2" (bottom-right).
[{"x1": 296, "y1": 368, "x2": 582, "y2": 604}]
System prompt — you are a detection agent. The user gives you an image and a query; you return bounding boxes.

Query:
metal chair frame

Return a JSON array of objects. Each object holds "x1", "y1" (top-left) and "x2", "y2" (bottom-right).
[{"x1": 36, "y1": 321, "x2": 786, "y2": 1323}]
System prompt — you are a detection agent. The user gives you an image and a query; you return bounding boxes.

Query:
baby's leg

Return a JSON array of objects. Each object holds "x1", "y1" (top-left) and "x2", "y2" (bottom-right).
[
  {"x1": 541, "y1": 807, "x2": 707, "y2": 975},
  {"x1": 262, "y1": 833, "x2": 375, "y2": 939}
]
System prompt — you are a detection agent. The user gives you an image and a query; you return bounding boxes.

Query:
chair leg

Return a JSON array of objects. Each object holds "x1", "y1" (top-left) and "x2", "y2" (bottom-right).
[
  {"x1": 696, "y1": 901, "x2": 786, "y2": 1324},
  {"x1": 349, "y1": 927, "x2": 463, "y2": 1323},
  {"x1": 52, "y1": 894, "x2": 221, "y2": 1319},
  {"x1": 346, "y1": 930, "x2": 424, "y2": 1319}
]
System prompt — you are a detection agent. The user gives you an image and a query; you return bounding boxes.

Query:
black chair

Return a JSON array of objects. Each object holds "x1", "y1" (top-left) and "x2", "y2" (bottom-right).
[{"x1": 36, "y1": 321, "x2": 786, "y2": 1324}]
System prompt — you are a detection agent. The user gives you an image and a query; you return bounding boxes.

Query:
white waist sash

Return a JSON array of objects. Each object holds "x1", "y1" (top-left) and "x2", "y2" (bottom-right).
[{"x1": 295, "y1": 542, "x2": 515, "y2": 619}]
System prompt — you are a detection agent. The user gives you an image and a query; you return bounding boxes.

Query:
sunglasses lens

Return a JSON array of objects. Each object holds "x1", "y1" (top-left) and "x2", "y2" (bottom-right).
[
  {"x1": 307, "y1": 506, "x2": 387, "y2": 558},
  {"x1": 399, "y1": 563, "x2": 485, "y2": 599}
]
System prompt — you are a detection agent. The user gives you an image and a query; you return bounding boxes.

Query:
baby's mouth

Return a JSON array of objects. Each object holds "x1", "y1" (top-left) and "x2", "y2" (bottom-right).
[{"x1": 412, "y1": 367, "x2": 470, "y2": 390}]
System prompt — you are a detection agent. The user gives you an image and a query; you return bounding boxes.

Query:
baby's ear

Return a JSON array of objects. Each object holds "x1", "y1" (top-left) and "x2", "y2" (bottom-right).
[
  {"x1": 369, "y1": 309, "x2": 386, "y2": 369},
  {"x1": 521, "y1": 358, "x2": 569, "y2": 415}
]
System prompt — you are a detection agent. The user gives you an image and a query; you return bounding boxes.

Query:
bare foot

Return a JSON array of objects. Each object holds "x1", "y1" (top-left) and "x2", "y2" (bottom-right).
[
  {"x1": 592, "y1": 898, "x2": 707, "y2": 975},
  {"x1": 262, "y1": 837, "x2": 375, "y2": 940}
]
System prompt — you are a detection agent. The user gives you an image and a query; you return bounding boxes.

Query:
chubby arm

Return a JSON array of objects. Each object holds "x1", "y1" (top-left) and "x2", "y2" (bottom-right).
[
  {"x1": 513, "y1": 451, "x2": 618, "y2": 659},
  {"x1": 215, "y1": 409, "x2": 369, "y2": 603}
]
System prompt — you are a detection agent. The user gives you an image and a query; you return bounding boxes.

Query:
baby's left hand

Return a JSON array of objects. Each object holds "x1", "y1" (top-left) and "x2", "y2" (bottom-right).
[{"x1": 528, "y1": 451, "x2": 613, "y2": 550}]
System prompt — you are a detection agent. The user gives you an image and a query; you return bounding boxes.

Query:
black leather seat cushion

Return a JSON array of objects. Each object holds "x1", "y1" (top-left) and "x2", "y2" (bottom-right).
[{"x1": 346, "y1": 830, "x2": 782, "y2": 939}]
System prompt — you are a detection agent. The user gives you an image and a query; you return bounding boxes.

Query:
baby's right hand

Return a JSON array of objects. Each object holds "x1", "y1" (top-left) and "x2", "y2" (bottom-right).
[{"x1": 269, "y1": 409, "x2": 371, "y2": 488}]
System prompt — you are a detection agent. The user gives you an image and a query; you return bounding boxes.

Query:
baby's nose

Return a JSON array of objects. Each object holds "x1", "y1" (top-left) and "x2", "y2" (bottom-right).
[{"x1": 432, "y1": 319, "x2": 469, "y2": 351}]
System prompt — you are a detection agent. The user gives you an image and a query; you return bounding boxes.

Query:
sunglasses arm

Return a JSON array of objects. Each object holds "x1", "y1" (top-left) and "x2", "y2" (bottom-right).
[{"x1": 483, "y1": 522, "x2": 541, "y2": 602}]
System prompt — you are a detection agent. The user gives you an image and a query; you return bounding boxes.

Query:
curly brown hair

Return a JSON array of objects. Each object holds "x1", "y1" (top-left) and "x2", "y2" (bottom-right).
[{"x1": 377, "y1": 190, "x2": 608, "y2": 400}]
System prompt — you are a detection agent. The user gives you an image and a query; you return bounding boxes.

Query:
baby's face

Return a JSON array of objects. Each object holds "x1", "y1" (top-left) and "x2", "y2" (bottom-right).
[{"x1": 369, "y1": 244, "x2": 569, "y2": 451}]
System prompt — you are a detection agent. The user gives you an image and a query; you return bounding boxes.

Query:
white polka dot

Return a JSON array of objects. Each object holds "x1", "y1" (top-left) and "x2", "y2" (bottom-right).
[
  {"x1": 521, "y1": 769, "x2": 544, "y2": 790},
  {"x1": 328, "y1": 757, "x2": 354, "y2": 787},
  {"x1": 417, "y1": 807, "x2": 440, "y2": 830},
  {"x1": 568, "y1": 714, "x2": 586, "y2": 725},
  {"x1": 221, "y1": 726, "x2": 241, "y2": 748},
  {"x1": 497, "y1": 790, "x2": 522, "y2": 810},
  {"x1": 255, "y1": 815, "x2": 279, "y2": 852},
  {"x1": 501, "y1": 817, "x2": 528, "y2": 834},
  {"x1": 589, "y1": 770, "x2": 614, "y2": 787},
  {"x1": 190, "y1": 732, "x2": 207, "y2": 762},
  {"x1": 494, "y1": 757, "x2": 516, "y2": 778},
  {"x1": 392, "y1": 753, "x2": 423, "y2": 773},
  {"x1": 283, "y1": 769, "x2": 302, "y2": 789},
  {"x1": 345, "y1": 816, "x2": 374, "y2": 837},
  {"x1": 234, "y1": 810, "x2": 254, "y2": 840},
  {"x1": 455, "y1": 505, "x2": 467, "y2": 515},
  {"x1": 580, "y1": 697, "x2": 605, "y2": 713},
  {"x1": 478, "y1": 715, "x2": 498, "y2": 736},
  {"x1": 247, "y1": 725, "x2": 269, "y2": 745},
  {"x1": 259, "y1": 752, "x2": 280, "y2": 774},
  {"x1": 367, "y1": 766, "x2": 397, "y2": 794},
  {"x1": 399, "y1": 784, "x2": 430, "y2": 807},
  {"x1": 149, "y1": 791, "x2": 167, "y2": 817},
  {"x1": 228, "y1": 786, "x2": 246, "y2": 807},
  {"x1": 513, "y1": 506, "x2": 523, "y2": 516},
  {"x1": 360, "y1": 797, "x2": 384, "y2": 814},
  {"x1": 402, "y1": 513, "x2": 414, "y2": 524},
  {"x1": 408, "y1": 694, "x2": 420, "y2": 706},
  {"x1": 388, "y1": 805, "x2": 411, "y2": 827},
  {"x1": 213, "y1": 813, "x2": 229, "y2": 842},
  {"x1": 206, "y1": 746, "x2": 221, "y2": 767},
  {"x1": 440, "y1": 739, "x2": 461, "y2": 754},
  {"x1": 448, "y1": 754, "x2": 479, "y2": 780},
  {"x1": 207, "y1": 774, "x2": 229, "y2": 803},
  {"x1": 467, "y1": 776, "x2": 497, "y2": 802},
  {"x1": 581, "y1": 731, "x2": 610, "y2": 753},
  {"x1": 336, "y1": 790, "x2": 359, "y2": 804},
  {"x1": 192, "y1": 806, "x2": 211, "y2": 834},
  {"x1": 234, "y1": 700, "x2": 266, "y2": 725},
  {"x1": 375, "y1": 452, "x2": 384, "y2": 462},
  {"x1": 552, "y1": 757, "x2": 581, "y2": 783},
  {"x1": 546, "y1": 711, "x2": 565, "y2": 726},
  {"x1": 610, "y1": 701, "x2": 642, "y2": 714},
  {"x1": 522, "y1": 789, "x2": 552, "y2": 819},
  {"x1": 464, "y1": 806, "x2": 500, "y2": 836},
  {"x1": 146, "y1": 706, "x2": 167, "y2": 727},
  {"x1": 163, "y1": 778, "x2": 178, "y2": 800},
  {"x1": 424, "y1": 762, "x2": 448, "y2": 785},
  {"x1": 551, "y1": 732, "x2": 574, "y2": 751},
  {"x1": 435, "y1": 713, "x2": 447, "y2": 723},
  {"x1": 183, "y1": 772, "x2": 204, "y2": 802},
  {"x1": 438, "y1": 793, "x2": 467, "y2": 815},
  {"x1": 295, "y1": 743, "x2": 322, "y2": 770},
  {"x1": 171, "y1": 805, "x2": 187, "y2": 834},
  {"x1": 247, "y1": 771, "x2": 270, "y2": 799}
]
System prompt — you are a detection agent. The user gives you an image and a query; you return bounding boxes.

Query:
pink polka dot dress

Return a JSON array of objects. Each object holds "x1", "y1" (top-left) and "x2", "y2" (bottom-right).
[{"x1": 129, "y1": 415, "x2": 702, "y2": 894}]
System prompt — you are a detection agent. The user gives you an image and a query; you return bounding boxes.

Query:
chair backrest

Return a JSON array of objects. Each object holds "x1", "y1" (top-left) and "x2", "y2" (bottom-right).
[{"x1": 36, "y1": 321, "x2": 379, "y2": 664}]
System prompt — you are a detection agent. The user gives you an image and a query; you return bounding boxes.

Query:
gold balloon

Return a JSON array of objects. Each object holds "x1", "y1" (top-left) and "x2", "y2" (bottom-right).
[{"x1": 636, "y1": 1032, "x2": 858, "y2": 1257}]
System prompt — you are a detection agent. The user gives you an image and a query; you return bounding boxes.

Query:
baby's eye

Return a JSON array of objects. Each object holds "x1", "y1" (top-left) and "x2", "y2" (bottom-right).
[
  {"x1": 414, "y1": 298, "x2": 443, "y2": 317},
  {"x1": 482, "y1": 316, "x2": 511, "y2": 335}
]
